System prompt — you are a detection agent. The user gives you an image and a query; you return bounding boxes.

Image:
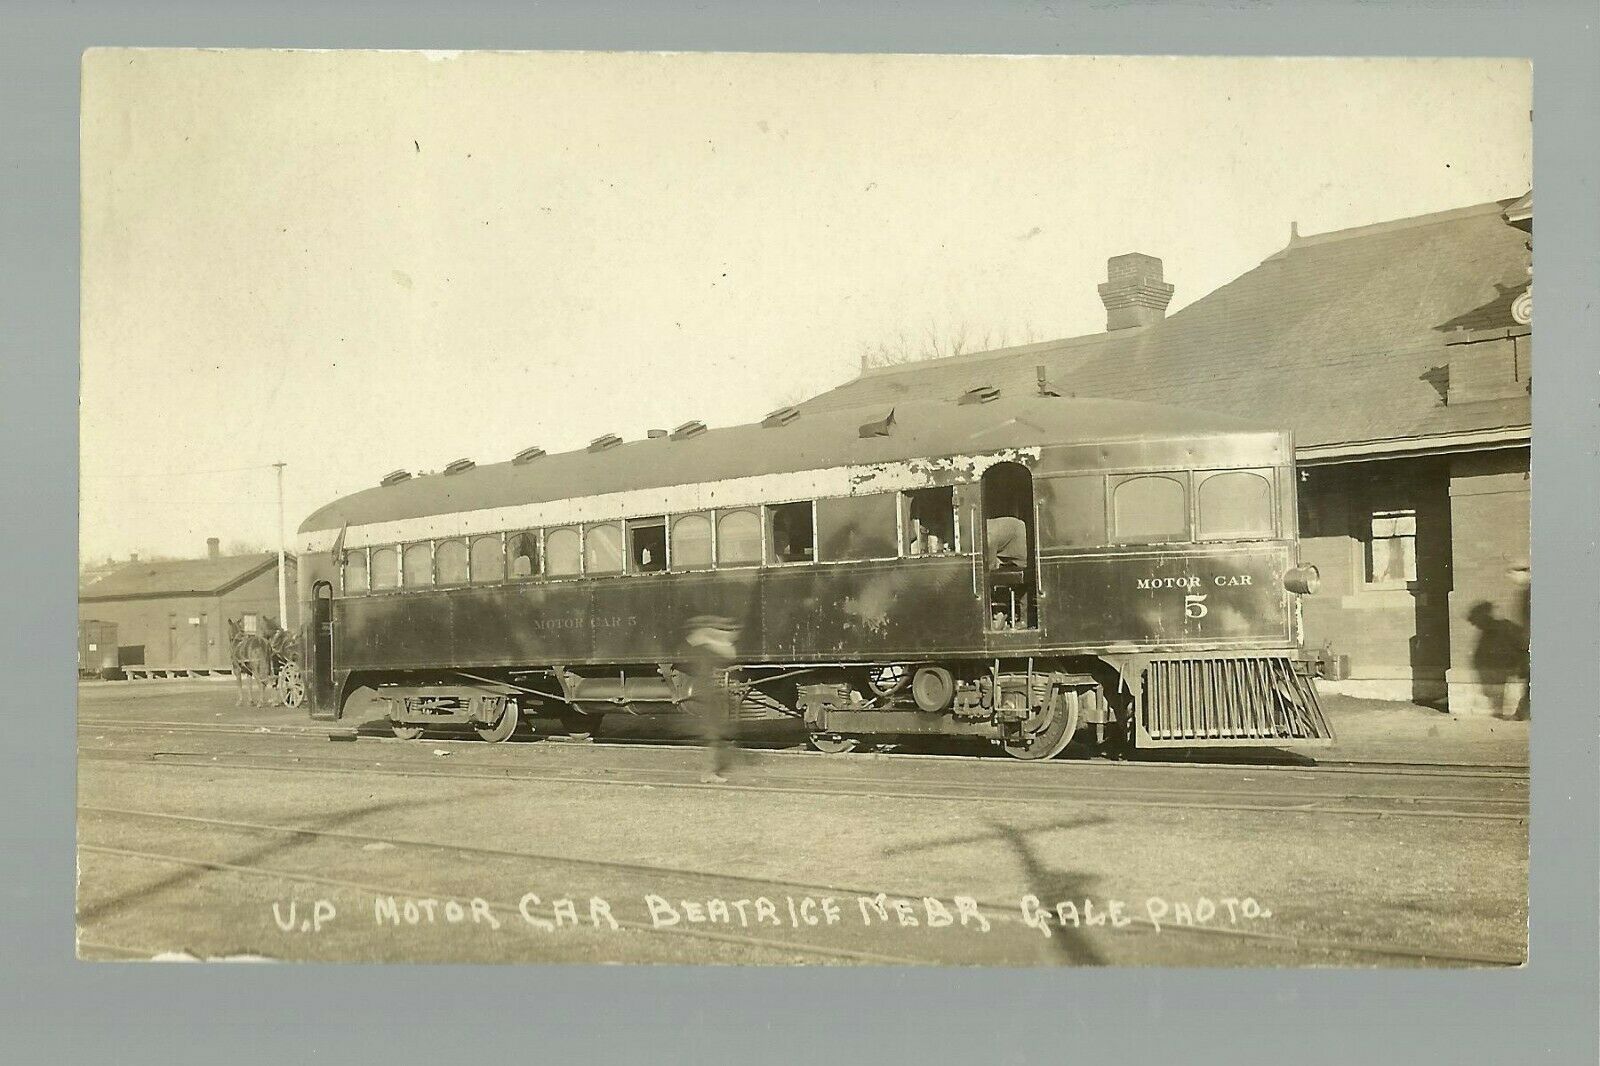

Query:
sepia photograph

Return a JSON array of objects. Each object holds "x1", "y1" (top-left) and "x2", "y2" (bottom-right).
[{"x1": 76, "y1": 50, "x2": 1533, "y2": 967}]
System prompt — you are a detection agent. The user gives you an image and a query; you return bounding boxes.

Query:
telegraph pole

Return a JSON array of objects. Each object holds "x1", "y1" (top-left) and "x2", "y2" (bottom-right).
[{"x1": 273, "y1": 461, "x2": 288, "y2": 626}]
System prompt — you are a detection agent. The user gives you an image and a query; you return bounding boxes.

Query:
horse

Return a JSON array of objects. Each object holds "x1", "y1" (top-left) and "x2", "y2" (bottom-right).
[{"x1": 228, "y1": 617, "x2": 279, "y2": 708}]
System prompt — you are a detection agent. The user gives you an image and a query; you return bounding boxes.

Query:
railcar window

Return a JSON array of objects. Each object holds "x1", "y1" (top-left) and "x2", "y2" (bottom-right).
[
  {"x1": 342, "y1": 549, "x2": 369, "y2": 594},
  {"x1": 818, "y1": 494, "x2": 898, "y2": 562},
  {"x1": 716, "y1": 509, "x2": 762, "y2": 566},
  {"x1": 1198, "y1": 471, "x2": 1275, "y2": 540},
  {"x1": 628, "y1": 518, "x2": 667, "y2": 573},
  {"x1": 670, "y1": 513, "x2": 713, "y2": 570},
  {"x1": 1112, "y1": 475, "x2": 1189, "y2": 544},
  {"x1": 1037, "y1": 475, "x2": 1106, "y2": 548},
  {"x1": 584, "y1": 522, "x2": 624, "y2": 575},
  {"x1": 507, "y1": 530, "x2": 541, "y2": 579},
  {"x1": 902, "y1": 487, "x2": 958, "y2": 555},
  {"x1": 369, "y1": 546, "x2": 398, "y2": 590},
  {"x1": 545, "y1": 527, "x2": 580, "y2": 576},
  {"x1": 434, "y1": 539, "x2": 469, "y2": 584},
  {"x1": 472, "y1": 534, "x2": 506, "y2": 582},
  {"x1": 403, "y1": 543, "x2": 433, "y2": 587},
  {"x1": 768, "y1": 501, "x2": 815, "y2": 564}
]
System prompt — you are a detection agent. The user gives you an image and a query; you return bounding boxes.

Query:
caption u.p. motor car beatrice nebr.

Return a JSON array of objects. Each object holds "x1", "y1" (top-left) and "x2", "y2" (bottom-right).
[{"x1": 293, "y1": 381, "x2": 1332, "y2": 759}]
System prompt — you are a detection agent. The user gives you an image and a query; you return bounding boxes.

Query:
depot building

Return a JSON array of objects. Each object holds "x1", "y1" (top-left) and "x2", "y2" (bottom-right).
[{"x1": 799, "y1": 194, "x2": 1533, "y2": 715}]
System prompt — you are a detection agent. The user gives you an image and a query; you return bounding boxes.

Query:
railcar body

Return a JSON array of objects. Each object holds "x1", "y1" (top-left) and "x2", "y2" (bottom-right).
[{"x1": 295, "y1": 390, "x2": 1331, "y2": 757}]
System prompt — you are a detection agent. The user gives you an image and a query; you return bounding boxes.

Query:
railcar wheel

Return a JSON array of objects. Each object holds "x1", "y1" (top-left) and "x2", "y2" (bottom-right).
[
  {"x1": 475, "y1": 700, "x2": 520, "y2": 743},
  {"x1": 809, "y1": 732, "x2": 861, "y2": 754},
  {"x1": 1002, "y1": 690, "x2": 1081, "y2": 761},
  {"x1": 391, "y1": 723, "x2": 425, "y2": 740}
]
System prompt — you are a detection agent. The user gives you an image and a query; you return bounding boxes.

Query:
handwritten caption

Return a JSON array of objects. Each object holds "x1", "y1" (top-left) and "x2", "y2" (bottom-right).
[{"x1": 272, "y1": 891, "x2": 1271, "y2": 938}]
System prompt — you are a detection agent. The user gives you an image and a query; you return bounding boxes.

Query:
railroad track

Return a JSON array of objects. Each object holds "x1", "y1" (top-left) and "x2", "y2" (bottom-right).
[
  {"x1": 78, "y1": 745, "x2": 1528, "y2": 822},
  {"x1": 77, "y1": 716, "x2": 1530, "y2": 781},
  {"x1": 77, "y1": 804, "x2": 1523, "y2": 967}
]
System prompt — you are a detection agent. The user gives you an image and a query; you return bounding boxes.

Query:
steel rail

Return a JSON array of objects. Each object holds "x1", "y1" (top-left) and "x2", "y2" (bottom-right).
[
  {"x1": 108, "y1": 746, "x2": 1528, "y2": 809},
  {"x1": 76, "y1": 842, "x2": 928, "y2": 967},
  {"x1": 80, "y1": 805, "x2": 1524, "y2": 966},
  {"x1": 80, "y1": 747, "x2": 1529, "y2": 822},
  {"x1": 75, "y1": 717, "x2": 1529, "y2": 780}
]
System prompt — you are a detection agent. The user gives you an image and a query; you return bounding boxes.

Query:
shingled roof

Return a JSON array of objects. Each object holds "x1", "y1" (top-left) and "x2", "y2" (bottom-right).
[
  {"x1": 801, "y1": 198, "x2": 1533, "y2": 457},
  {"x1": 79, "y1": 553, "x2": 285, "y2": 600}
]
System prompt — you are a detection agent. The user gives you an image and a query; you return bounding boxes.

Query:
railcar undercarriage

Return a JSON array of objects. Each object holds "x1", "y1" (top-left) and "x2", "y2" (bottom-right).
[{"x1": 353, "y1": 650, "x2": 1331, "y2": 758}]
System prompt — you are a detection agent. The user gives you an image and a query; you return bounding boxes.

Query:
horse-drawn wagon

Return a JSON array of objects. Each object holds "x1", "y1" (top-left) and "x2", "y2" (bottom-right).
[{"x1": 227, "y1": 614, "x2": 304, "y2": 707}]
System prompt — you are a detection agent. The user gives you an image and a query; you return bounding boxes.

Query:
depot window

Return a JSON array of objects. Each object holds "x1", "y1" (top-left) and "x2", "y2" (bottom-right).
[
  {"x1": 507, "y1": 530, "x2": 541, "y2": 579},
  {"x1": 342, "y1": 549, "x2": 369, "y2": 594},
  {"x1": 434, "y1": 538, "x2": 469, "y2": 584},
  {"x1": 1111, "y1": 475, "x2": 1189, "y2": 544},
  {"x1": 767, "y1": 501, "x2": 815, "y2": 564},
  {"x1": 902, "y1": 487, "x2": 959, "y2": 556},
  {"x1": 544, "y1": 527, "x2": 581, "y2": 577},
  {"x1": 817, "y1": 493, "x2": 898, "y2": 562},
  {"x1": 471, "y1": 534, "x2": 506, "y2": 583},
  {"x1": 1366, "y1": 509, "x2": 1418, "y2": 584},
  {"x1": 628, "y1": 517, "x2": 667, "y2": 573},
  {"x1": 670, "y1": 512, "x2": 713, "y2": 570},
  {"x1": 715, "y1": 509, "x2": 762, "y2": 567},
  {"x1": 584, "y1": 522, "x2": 624, "y2": 575},
  {"x1": 369, "y1": 546, "x2": 398, "y2": 590},
  {"x1": 1197, "y1": 471, "x2": 1275, "y2": 540}
]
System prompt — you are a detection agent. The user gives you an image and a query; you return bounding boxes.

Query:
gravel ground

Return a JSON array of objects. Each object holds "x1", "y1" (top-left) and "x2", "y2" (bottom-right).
[{"x1": 76, "y1": 683, "x2": 1528, "y2": 966}]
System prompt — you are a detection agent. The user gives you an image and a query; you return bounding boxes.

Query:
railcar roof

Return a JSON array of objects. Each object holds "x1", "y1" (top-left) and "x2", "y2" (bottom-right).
[{"x1": 299, "y1": 394, "x2": 1277, "y2": 533}]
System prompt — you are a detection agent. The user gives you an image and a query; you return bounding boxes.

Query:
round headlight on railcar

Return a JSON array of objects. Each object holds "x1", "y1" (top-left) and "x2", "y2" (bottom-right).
[{"x1": 1283, "y1": 565, "x2": 1321, "y2": 596}]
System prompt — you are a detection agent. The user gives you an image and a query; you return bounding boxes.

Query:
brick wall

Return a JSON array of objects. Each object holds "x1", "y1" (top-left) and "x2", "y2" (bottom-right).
[
  {"x1": 1297, "y1": 456, "x2": 1453, "y2": 703},
  {"x1": 1444, "y1": 447, "x2": 1531, "y2": 715}
]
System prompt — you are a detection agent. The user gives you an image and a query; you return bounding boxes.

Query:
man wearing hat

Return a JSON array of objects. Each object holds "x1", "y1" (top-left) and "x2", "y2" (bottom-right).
[{"x1": 684, "y1": 615, "x2": 742, "y2": 783}]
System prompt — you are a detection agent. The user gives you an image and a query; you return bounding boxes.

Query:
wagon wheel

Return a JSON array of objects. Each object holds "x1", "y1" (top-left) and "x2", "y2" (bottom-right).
[
  {"x1": 475, "y1": 700, "x2": 520, "y2": 743},
  {"x1": 1002, "y1": 689, "x2": 1081, "y2": 761},
  {"x1": 809, "y1": 732, "x2": 863, "y2": 754},
  {"x1": 277, "y1": 661, "x2": 305, "y2": 708}
]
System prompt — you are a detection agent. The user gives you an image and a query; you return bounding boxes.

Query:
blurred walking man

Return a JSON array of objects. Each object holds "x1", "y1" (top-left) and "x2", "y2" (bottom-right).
[{"x1": 684, "y1": 615, "x2": 741, "y2": 783}]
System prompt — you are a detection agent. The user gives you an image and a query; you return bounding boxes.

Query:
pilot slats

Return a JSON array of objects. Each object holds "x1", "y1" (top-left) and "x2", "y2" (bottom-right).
[{"x1": 1140, "y1": 656, "x2": 1334, "y2": 747}]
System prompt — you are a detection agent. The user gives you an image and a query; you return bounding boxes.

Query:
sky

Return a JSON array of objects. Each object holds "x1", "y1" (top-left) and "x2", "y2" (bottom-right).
[{"x1": 79, "y1": 51, "x2": 1531, "y2": 564}]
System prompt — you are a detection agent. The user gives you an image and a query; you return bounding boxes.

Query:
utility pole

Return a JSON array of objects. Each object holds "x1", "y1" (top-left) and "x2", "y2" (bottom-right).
[{"x1": 273, "y1": 462, "x2": 288, "y2": 627}]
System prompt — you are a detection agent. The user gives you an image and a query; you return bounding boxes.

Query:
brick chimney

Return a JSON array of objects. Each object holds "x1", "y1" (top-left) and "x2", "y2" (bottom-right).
[
  {"x1": 1098, "y1": 252, "x2": 1175, "y2": 331},
  {"x1": 207, "y1": 537, "x2": 220, "y2": 560}
]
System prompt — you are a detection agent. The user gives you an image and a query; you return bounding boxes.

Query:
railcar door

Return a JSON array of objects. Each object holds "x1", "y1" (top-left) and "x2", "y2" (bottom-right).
[
  {"x1": 310, "y1": 581, "x2": 335, "y2": 711},
  {"x1": 980, "y1": 461, "x2": 1040, "y2": 632}
]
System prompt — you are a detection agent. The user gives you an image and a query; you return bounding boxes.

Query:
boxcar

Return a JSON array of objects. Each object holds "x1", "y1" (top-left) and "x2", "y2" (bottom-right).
[{"x1": 294, "y1": 387, "x2": 1331, "y2": 758}]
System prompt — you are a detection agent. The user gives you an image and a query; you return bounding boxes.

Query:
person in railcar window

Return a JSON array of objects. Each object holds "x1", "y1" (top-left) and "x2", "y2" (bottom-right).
[
  {"x1": 769, "y1": 502, "x2": 814, "y2": 564},
  {"x1": 508, "y1": 531, "x2": 540, "y2": 578},
  {"x1": 905, "y1": 487, "x2": 957, "y2": 555}
]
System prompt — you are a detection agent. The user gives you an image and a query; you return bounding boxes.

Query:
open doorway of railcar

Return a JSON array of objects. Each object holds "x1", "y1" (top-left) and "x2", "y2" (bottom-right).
[{"x1": 981, "y1": 461, "x2": 1038, "y2": 631}]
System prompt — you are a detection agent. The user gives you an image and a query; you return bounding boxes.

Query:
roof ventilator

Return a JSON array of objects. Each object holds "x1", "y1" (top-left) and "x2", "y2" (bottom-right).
[
  {"x1": 379, "y1": 469, "x2": 412, "y2": 487},
  {"x1": 670, "y1": 420, "x2": 708, "y2": 440},
  {"x1": 858, "y1": 407, "x2": 896, "y2": 438},
  {"x1": 959, "y1": 385, "x2": 1001, "y2": 405},
  {"x1": 1035, "y1": 365, "x2": 1061, "y2": 397},
  {"x1": 588, "y1": 433, "x2": 623, "y2": 452},
  {"x1": 762, "y1": 406, "x2": 800, "y2": 428},
  {"x1": 512, "y1": 446, "x2": 546, "y2": 465},
  {"x1": 647, "y1": 428, "x2": 668, "y2": 439},
  {"x1": 443, "y1": 458, "x2": 476, "y2": 475}
]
